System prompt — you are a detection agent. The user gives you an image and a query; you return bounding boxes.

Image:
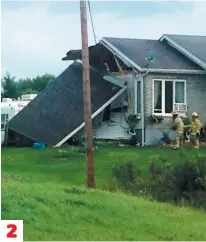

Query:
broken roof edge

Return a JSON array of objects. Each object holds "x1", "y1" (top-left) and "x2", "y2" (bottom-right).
[
  {"x1": 54, "y1": 85, "x2": 127, "y2": 147},
  {"x1": 160, "y1": 34, "x2": 206, "y2": 71},
  {"x1": 62, "y1": 45, "x2": 95, "y2": 61},
  {"x1": 100, "y1": 38, "x2": 143, "y2": 72}
]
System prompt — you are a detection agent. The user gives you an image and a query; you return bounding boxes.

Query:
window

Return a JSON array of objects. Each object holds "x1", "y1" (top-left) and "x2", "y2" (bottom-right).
[
  {"x1": 1, "y1": 123, "x2": 5, "y2": 130},
  {"x1": 1, "y1": 114, "x2": 9, "y2": 122},
  {"x1": 153, "y1": 79, "x2": 186, "y2": 115}
]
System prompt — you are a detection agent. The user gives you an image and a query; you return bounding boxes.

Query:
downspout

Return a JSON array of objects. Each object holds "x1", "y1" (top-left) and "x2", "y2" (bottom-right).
[
  {"x1": 134, "y1": 78, "x2": 137, "y2": 114},
  {"x1": 140, "y1": 70, "x2": 148, "y2": 146},
  {"x1": 133, "y1": 69, "x2": 148, "y2": 146}
]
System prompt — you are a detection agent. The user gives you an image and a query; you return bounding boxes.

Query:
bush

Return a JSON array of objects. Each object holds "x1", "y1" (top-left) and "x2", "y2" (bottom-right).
[
  {"x1": 148, "y1": 155, "x2": 206, "y2": 208},
  {"x1": 112, "y1": 156, "x2": 206, "y2": 208},
  {"x1": 112, "y1": 161, "x2": 142, "y2": 193},
  {"x1": 174, "y1": 157, "x2": 206, "y2": 207}
]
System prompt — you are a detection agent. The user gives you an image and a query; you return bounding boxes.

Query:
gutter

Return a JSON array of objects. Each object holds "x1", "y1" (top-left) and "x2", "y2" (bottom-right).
[
  {"x1": 133, "y1": 68, "x2": 148, "y2": 147},
  {"x1": 142, "y1": 68, "x2": 206, "y2": 75}
]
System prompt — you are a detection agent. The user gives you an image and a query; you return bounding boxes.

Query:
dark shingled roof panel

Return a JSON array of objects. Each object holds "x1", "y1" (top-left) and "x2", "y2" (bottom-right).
[
  {"x1": 8, "y1": 62, "x2": 121, "y2": 145},
  {"x1": 104, "y1": 37, "x2": 203, "y2": 70},
  {"x1": 166, "y1": 34, "x2": 206, "y2": 65}
]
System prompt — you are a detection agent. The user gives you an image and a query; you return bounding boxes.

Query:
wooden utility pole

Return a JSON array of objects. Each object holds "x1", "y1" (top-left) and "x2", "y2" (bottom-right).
[{"x1": 80, "y1": 0, "x2": 95, "y2": 188}]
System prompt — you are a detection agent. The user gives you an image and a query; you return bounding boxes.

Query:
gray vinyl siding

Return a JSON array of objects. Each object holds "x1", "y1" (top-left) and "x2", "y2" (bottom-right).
[
  {"x1": 143, "y1": 73, "x2": 206, "y2": 145},
  {"x1": 126, "y1": 74, "x2": 136, "y2": 115}
]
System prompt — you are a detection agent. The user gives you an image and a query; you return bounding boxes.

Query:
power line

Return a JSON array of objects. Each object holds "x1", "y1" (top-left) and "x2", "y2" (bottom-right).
[
  {"x1": 87, "y1": 0, "x2": 97, "y2": 45},
  {"x1": 87, "y1": 1, "x2": 124, "y2": 75}
]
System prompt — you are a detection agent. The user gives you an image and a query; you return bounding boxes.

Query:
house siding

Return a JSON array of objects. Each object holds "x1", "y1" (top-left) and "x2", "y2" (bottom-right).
[{"x1": 143, "y1": 73, "x2": 206, "y2": 145}]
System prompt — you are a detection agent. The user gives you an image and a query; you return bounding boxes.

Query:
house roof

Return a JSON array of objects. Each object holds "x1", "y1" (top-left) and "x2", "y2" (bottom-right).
[
  {"x1": 102, "y1": 37, "x2": 204, "y2": 71},
  {"x1": 160, "y1": 34, "x2": 206, "y2": 70},
  {"x1": 63, "y1": 35, "x2": 206, "y2": 73},
  {"x1": 8, "y1": 61, "x2": 125, "y2": 145}
]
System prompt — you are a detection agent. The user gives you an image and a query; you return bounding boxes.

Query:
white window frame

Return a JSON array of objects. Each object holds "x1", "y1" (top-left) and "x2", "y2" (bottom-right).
[{"x1": 152, "y1": 79, "x2": 187, "y2": 116}]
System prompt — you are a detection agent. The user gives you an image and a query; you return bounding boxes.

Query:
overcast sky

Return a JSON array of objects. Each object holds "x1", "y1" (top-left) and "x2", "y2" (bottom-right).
[{"x1": 1, "y1": 1, "x2": 206, "y2": 79}]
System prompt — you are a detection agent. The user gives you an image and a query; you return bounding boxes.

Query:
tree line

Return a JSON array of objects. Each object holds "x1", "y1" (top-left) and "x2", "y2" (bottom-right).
[{"x1": 1, "y1": 72, "x2": 56, "y2": 100}]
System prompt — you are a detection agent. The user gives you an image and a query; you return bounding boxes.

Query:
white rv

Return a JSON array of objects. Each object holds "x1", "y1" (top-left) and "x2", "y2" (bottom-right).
[{"x1": 1, "y1": 94, "x2": 37, "y2": 145}]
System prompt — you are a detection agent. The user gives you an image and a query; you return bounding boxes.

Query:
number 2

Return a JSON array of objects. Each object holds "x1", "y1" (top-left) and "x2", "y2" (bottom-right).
[{"x1": 7, "y1": 224, "x2": 17, "y2": 238}]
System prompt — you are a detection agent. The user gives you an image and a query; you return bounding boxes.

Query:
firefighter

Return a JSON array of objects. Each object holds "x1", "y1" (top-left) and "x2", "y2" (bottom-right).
[
  {"x1": 189, "y1": 112, "x2": 202, "y2": 149},
  {"x1": 171, "y1": 110, "x2": 184, "y2": 150}
]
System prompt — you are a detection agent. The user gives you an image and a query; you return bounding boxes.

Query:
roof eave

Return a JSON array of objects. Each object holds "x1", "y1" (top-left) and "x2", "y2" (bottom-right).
[{"x1": 160, "y1": 35, "x2": 206, "y2": 70}]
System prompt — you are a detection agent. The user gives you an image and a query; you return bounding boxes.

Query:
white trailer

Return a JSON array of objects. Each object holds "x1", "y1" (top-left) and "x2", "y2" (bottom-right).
[{"x1": 1, "y1": 94, "x2": 37, "y2": 145}]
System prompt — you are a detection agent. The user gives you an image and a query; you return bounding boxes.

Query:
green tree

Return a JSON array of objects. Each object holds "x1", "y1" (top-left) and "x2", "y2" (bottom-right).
[
  {"x1": 31, "y1": 74, "x2": 55, "y2": 92},
  {"x1": 1, "y1": 72, "x2": 19, "y2": 99},
  {"x1": 1, "y1": 73, "x2": 56, "y2": 99}
]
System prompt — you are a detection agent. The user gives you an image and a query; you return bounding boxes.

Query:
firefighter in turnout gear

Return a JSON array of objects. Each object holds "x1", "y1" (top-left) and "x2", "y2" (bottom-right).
[
  {"x1": 189, "y1": 112, "x2": 202, "y2": 149},
  {"x1": 171, "y1": 110, "x2": 184, "y2": 150}
]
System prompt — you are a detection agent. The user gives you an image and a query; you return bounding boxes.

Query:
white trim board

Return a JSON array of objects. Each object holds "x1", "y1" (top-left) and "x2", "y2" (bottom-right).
[
  {"x1": 160, "y1": 35, "x2": 206, "y2": 71},
  {"x1": 54, "y1": 86, "x2": 127, "y2": 147}
]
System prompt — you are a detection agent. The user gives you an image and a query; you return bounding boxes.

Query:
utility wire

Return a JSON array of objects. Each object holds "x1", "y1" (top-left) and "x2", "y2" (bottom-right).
[
  {"x1": 87, "y1": 0, "x2": 97, "y2": 44},
  {"x1": 87, "y1": 1, "x2": 124, "y2": 74}
]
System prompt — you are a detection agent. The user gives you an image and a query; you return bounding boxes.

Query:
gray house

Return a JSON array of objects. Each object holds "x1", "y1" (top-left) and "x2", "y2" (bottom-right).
[{"x1": 8, "y1": 34, "x2": 206, "y2": 146}]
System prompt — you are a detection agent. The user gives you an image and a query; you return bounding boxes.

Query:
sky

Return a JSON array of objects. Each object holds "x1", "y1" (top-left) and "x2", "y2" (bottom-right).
[{"x1": 1, "y1": 0, "x2": 206, "y2": 79}]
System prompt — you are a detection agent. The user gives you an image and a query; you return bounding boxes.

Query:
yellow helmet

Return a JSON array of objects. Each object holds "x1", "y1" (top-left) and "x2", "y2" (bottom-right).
[{"x1": 192, "y1": 112, "x2": 198, "y2": 117}]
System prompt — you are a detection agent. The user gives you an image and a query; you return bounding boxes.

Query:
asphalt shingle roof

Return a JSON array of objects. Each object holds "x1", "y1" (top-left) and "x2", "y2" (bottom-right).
[
  {"x1": 165, "y1": 34, "x2": 206, "y2": 65},
  {"x1": 8, "y1": 61, "x2": 122, "y2": 145},
  {"x1": 104, "y1": 37, "x2": 203, "y2": 70}
]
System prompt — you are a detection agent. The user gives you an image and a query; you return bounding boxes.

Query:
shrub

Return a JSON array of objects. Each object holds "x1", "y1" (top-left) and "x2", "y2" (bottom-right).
[
  {"x1": 112, "y1": 156, "x2": 206, "y2": 208},
  {"x1": 148, "y1": 155, "x2": 206, "y2": 208},
  {"x1": 173, "y1": 157, "x2": 206, "y2": 207},
  {"x1": 112, "y1": 161, "x2": 142, "y2": 193}
]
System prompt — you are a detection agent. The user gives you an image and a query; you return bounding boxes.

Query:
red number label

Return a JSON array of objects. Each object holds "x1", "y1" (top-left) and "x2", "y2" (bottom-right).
[{"x1": 7, "y1": 224, "x2": 17, "y2": 238}]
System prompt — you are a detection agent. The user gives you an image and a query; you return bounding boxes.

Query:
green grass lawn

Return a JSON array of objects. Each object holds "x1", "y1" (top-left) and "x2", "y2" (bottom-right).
[{"x1": 2, "y1": 145, "x2": 206, "y2": 240}]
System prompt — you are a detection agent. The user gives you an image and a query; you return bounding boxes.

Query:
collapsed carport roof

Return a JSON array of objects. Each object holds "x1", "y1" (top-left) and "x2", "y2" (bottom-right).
[{"x1": 8, "y1": 61, "x2": 126, "y2": 146}]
